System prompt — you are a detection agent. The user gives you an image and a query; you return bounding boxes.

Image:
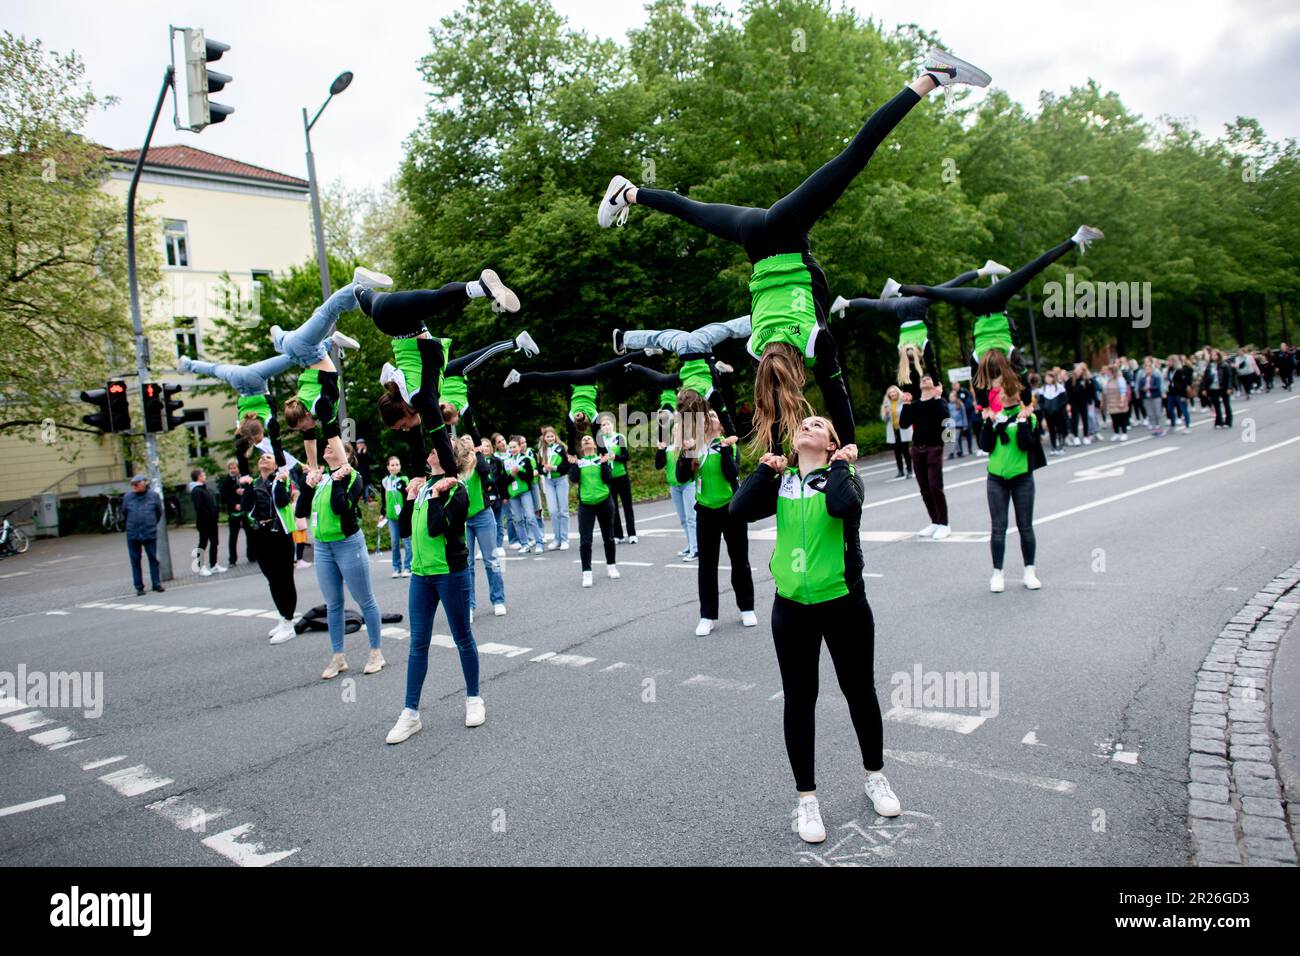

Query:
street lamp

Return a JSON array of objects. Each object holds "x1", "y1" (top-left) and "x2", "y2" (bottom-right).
[{"x1": 302, "y1": 70, "x2": 354, "y2": 428}]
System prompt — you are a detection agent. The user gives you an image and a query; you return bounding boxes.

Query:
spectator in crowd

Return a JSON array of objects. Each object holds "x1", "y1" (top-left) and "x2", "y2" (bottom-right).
[
  {"x1": 124, "y1": 474, "x2": 165, "y2": 596},
  {"x1": 219, "y1": 457, "x2": 255, "y2": 567},
  {"x1": 189, "y1": 468, "x2": 224, "y2": 576}
]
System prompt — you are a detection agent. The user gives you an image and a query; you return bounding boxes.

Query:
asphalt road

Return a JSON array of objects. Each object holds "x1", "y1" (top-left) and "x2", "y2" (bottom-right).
[{"x1": 2, "y1": 392, "x2": 1298, "y2": 866}]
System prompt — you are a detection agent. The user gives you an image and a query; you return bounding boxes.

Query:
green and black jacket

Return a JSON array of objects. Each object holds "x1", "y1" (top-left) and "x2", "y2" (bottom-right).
[
  {"x1": 731, "y1": 460, "x2": 865, "y2": 605},
  {"x1": 308, "y1": 470, "x2": 363, "y2": 542},
  {"x1": 296, "y1": 369, "x2": 341, "y2": 441},
  {"x1": 676, "y1": 438, "x2": 739, "y2": 508},
  {"x1": 399, "y1": 480, "x2": 470, "y2": 576},
  {"x1": 567, "y1": 454, "x2": 613, "y2": 505}
]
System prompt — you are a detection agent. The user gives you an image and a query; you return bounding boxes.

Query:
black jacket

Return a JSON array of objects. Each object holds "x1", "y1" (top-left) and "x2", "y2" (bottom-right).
[
  {"x1": 898, "y1": 396, "x2": 948, "y2": 447},
  {"x1": 219, "y1": 474, "x2": 248, "y2": 518},
  {"x1": 1201, "y1": 362, "x2": 1236, "y2": 392},
  {"x1": 190, "y1": 483, "x2": 219, "y2": 525}
]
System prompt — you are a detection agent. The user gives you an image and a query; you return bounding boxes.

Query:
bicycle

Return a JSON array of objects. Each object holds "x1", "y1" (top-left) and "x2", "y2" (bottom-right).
[
  {"x1": 101, "y1": 494, "x2": 124, "y2": 534},
  {"x1": 0, "y1": 510, "x2": 30, "y2": 556}
]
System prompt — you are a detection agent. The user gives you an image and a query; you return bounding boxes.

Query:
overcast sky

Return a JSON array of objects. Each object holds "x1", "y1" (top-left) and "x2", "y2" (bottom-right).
[{"x1": 9, "y1": 0, "x2": 1299, "y2": 192}]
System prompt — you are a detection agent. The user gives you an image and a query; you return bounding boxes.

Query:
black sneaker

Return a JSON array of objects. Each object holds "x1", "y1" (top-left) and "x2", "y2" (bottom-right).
[
  {"x1": 152, "y1": 585, "x2": 166, "y2": 593},
  {"x1": 136, "y1": 588, "x2": 146, "y2": 596}
]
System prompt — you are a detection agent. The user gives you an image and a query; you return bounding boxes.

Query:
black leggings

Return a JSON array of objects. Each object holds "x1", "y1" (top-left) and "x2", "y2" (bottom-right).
[
  {"x1": 446, "y1": 338, "x2": 514, "y2": 378},
  {"x1": 609, "y1": 473, "x2": 636, "y2": 538},
  {"x1": 695, "y1": 502, "x2": 754, "y2": 619},
  {"x1": 197, "y1": 520, "x2": 218, "y2": 566},
  {"x1": 842, "y1": 268, "x2": 979, "y2": 325},
  {"x1": 636, "y1": 88, "x2": 921, "y2": 262},
  {"x1": 518, "y1": 352, "x2": 647, "y2": 388},
  {"x1": 771, "y1": 589, "x2": 883, "y2": 792},
  {"x1": 891, "y1": 440, "x2": 910, "y2": 475},
  {"x1": 227, "y1": 515, "x2": 255, "y2": 563},
  {"x1": 987, "y1": 472, "x2": 1036, "y2": 570},
  {"x1": 577, "y1": 498, "x2": 616, "y2": 571},
  {"x1": 901, "y1": 237, "x2": 1078, "y2": 317},
  {"x1": 357, "y1": 284, "x2": 468, "y2": 337},
  {"x1": 253, "y1": 527, "x2": 297, "y2": 619}
]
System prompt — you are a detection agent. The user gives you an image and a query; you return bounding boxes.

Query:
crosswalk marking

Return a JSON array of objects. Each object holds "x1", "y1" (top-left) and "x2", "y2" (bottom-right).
[
  {"x1": 884, "y1": 706, "x2": 987, "y2": 735},
  {"x1": 682, "y1": 674, "x2": 756, "y2": 692},
  {"x1": 2, "y1": 710, "x2": 54, "y2": 732},
  {"x1": 201, "y1": 823, "x2": 299, "y2": 867},
  {"x1": 0, "y1": 794, "x2": 65, "y2": 817},
  {"x1": 98, "y1": 765, "x2": 174, "y2": 798},
  {"x1": 530, "y1": 652, "x2": 597, "y2": 667}
]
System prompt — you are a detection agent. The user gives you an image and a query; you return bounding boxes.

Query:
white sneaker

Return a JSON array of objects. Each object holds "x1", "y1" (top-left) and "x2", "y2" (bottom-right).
[
  {"x1": 793, "y1": 795, "x2": 827, "y2": 844},
  {"x1": 922, "y1": 47, "x2": 992, "y2": 88},
  {"x1": 917, "y1": 523, "x2": 938, "y2": 538},
  {"x1": 400, "y1": 569, "x2": 411, "y2": 577},
  {"x1": 582, "y1": 570, "x2": 593, "y2": 588},
  {"x1": 1110, "y1": 434, "x2": 1121, "y2": 442},
  {"x1": 514, "y1": 330, "x2": 539, "y2": 356},
  {"x1": 932, "y1": 525, "x2": 951, "y2": 541},
  {"x1": 200, "y1": 566, "x2": 212, "y2": 577},
  {"x1": 865, "y1": 771, "x2": 902, "y2": 817},
  {"x1": 559, "y1": 541, "x2": 569, "y2": 551},
  {"x1": 1071, "y1": 224, "x2": 1105, "y2": 255},
  {"x1": 607, "y1": 565, "x2": 621, "y2": 579},
  {"x1": 546, "y1": 541, "x2": 560, "y2": 551},
  {"x1": 503, "y1": 368, "x2": 521, "y2": 388},
  {"x1": 1119, "y1": 432, "x2": 1128, "y2": 442},
  {"x1": 978, "y1": 259, "x2": 1010, "y2": 278},
  {"x1": 612, "y1": 328, "x2": 626, "y2": 355},
  {"x1": 479, "y1": 268, "x2": 519, "y2": 313},
  {"x1": 213, "y1": 563, "x2": 228, "y2": 573},
  {"x1": 331, "y1": 330, "x2": 361, "y2": 351},
  {"x1": 295, "y1": 559, "x2": 312, "y2": 569},
  {"x1": 534, "y1": 544, "x2": 546, "y2": 554},
  {"x1": 695, "y1": 618, "x2": 715, "y2": 636},
  {"x1": 741, "y1": 610, "x2": 758, "y2": 627},
  {"x1": 1023, "y1": 567, "x2": 1042, "y2": 590},
  {"x1": 682, "y1": 551, "x2": 697, "y2": 562},
  {"x1": 598, "y1": 174, "x2": 634, "y2": 228},
  {"x1": 628, "y1": 535, "x2": 638, "y2": 544},
  {"x1": 465, "y1": 696, "x2": 486, "y2": 728},
  {"x1": 713, "y1": 360, "x2": 733, "y2": 374},
  {"x1": 677, "y1": 547, "x2": 691, "y2": 556},
  {"x1": 386, "y1": 708, "x2": 422, "y2": 744},
  {"x1": 492, "y1": 547, "x2": 506, "y2": 557},
  {"x1": 511, "y1": 543, "x2": 525, "y2": 552},
  {"x1": 391, "y1": 570, "x2": 401, "y2": 578},
  {"x1": 880, "y1": 277, "x2": 902, "y2": 300},
  {"x1": 830, "y1": 294, "x2": 850, "y2": 318},
  {"x1": 353, "y1": 266, "x2": 393, "y2": 290},
  {"x1": 268, "y1": 619, "x2": 297, "y2": 645},
  {"x1": 493, "y1": 604, "x2": 507, "y2": 617},
  {"x1": 990, "y1": 570, "x2": 1005, "y2": 593}
]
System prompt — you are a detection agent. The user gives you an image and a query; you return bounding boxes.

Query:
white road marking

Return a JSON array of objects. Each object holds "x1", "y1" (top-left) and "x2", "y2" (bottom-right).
[
  {"x1": 601, "y1": 662, "x2": 628, "y2": 672},
  {"x1": 45, "y1": 610, "x2": 70, "y2": 616},
  {"x1": 98, "y1": 765, "x2": 175, "y2": 797},
  {"x1": 177, "y1": 607, "x2": 210, "y2": 615},
  {"x1": 0, "y1": 571, "x2": 31, "y2": 579},
  {"x1": 228, "y1": 608, "x2": 264, "y2": 617},
  {"x1": 884, "y1": 749, "x2": 1076, "y2": 794},
  {"x1": 666, "y1": 563, "x2": 728, "y2": 570},
  {"x1": 147, "y1": 795, "x2": 231, "y2": 831},
  {"x1": 0, "y1": 794, "x2": 65, "y2": 817},
  {"x1": 1275, "y1": 394, "x2": 1300, "y2": 404},
  {"x1": 1032, "y1": 435, "x2": 1300, "y2": 527},
  {"x1": 634, "y1": 511, "x2": 684, "y2": 524},
  {"x1": 201, "y1": 823, "x2": 299, "y2": 867},
  {"x1": 39, "y1": 555, "x2": 83, "y2": 565},
  {"x1": 681, "y1": 674, "x2": 756, "y2": 692},
  {"x1": 29, "y1": 727, "x2": 85, "y2": 748},
  {"x1": 2, "y1": 711, "x2": 54, "y2": 732},
  {"x1": 203, "y1": 608, "x2": 239, "y2": 616},
  {"x1": 1069, "y1": 445, "x2": 1179, "y2": 483},
  {"x1": 769, "y1": 691, "x2": 785, "y2": 701},
  {"x1": 380, "y1": 626, "x2": 408, "y2": 638},
  {"x1": 257, "y1": 611, "x2": 283, "y2": 620},
  {"x1": 0, "y1": 695, "x2": 31, "y2": 715},
  {"x1": 530, "y1": 652, "x2": 597, "y2": 667},
  {"x1": 152, "y1": 606, "x2": 183, "y2": 613},
  {"x1": 884, "y1": 706, "x2": 987, "y2": 734},
  {"x1": 81, "y1": 755, "x2": 128, "y2": 771},
  {"x1": 1022, "y1": 729, "x2": 1044, "y2": 746},
  {"x1": 477, "y1": 642, "x2": 533, "y2": 657},
  {"x1": 571, "y1": 560, "x2": 655, "y2": 567}
]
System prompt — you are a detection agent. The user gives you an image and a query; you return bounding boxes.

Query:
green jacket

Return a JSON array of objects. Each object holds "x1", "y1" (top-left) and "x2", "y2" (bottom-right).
[{"x1": 568, "y1": 454, "x2": 612, "y2": 505}]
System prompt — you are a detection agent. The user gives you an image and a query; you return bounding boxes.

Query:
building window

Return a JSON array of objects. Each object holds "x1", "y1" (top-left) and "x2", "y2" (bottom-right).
[
  {"x1": 175, "y1": 316, "x2": 199, "y2": 362},
  {"x1": 164, "y1": 219, "x2": 189, "y2": 267},
  {"x1": 187, "y1": 417, "x2": 210, "y2": 459}
]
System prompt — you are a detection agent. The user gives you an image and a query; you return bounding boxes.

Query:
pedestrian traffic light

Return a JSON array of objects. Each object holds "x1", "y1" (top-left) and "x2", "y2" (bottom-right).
[
  {"x1": 163, "y1": 383, "x2": 187, "y2": 431},
  {"x1": 81, "y1": 380, "x2": 130, "y2": 434},
  {"x1": 141, "y1": 382, "x2": 165, "y2": 433},
  {"x1": 181, "y1": 28, "x2": 233, "y2": 130}
]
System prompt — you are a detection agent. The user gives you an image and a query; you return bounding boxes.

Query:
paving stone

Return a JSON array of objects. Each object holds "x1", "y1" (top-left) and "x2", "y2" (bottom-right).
[
  {"x1": 1195, "y1": 841, "x2": 1243, "y2": 865},
  {"x1": 1191, "y1": 736, "x2": 1228, "y2": 756},
  {"x1": 1190, "y1": 818, "x2": 1237, "y2": 843},
  {"x1": 1190, "y1": 767, "x2": 1230, "y2": 786},
  {"x1": 1200, "y1": 661, "x2": 1234, "y2": 674},
  {"x1": 1233, "y1": 759, "x2": 1277, "y2": 780},
  {"x1": 1229, "y1": 733, "x2": 1271, "y2": 747},
  {"x1": 1190, "y1": 753, "x2": 1228, "y2": 769},
  {"x1": 1191, "y1": 725, "x2": 1223, "y2": 740},
  {"x1": 1195, "y1": 691, "x2": 1227, "y2": 703},
  {"x1": 1240, "y1": 815, "x2": 1291, "y2": 840},
  {"x1": 1229, "y1": 721, "x2": 1266, "y2": 734},
  {"x1": 1240, "y1": 797, "x2": 1285, "y2": 819},
  {"x1": 1189, "y1": 800, "x2": 1236, "y2": 822},
  {"x1": 1234, "y1": 775, "x2": 1282, "y2": 799},
  {"x1": 1190, "y1": 713, "x2": 1226, "y2": 728},
  {"x1": 1188, "y1": 782, "x2": 1230, "y2": 803}
]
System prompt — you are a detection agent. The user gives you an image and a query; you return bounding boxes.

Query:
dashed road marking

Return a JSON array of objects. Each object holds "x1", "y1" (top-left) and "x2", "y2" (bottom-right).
[
  {"x1": 0, "y1": 794, "x2": 65, "y2": 817},
  {"x1": 884, "y1": 706, "x2": 987, "y2": 735},
  {"x1": 2, "y1": 711, "x2": 54, "y2": 732},
  {"x1": 81, "y1": 755, "x2": 127, "y2": 771},
  {"x1": 885, "y1": 749, "x2": 1077, "y2": 794},
  {"x1": 147, "y1": 795, "x2": 231, "y2": 831},
  {"x1": 530, "y1": 652, "x2": 597, "y2": 668},
  {"x1": 682, "y1": 674, "x2": 755, "y2": 692},
  {"x1": 98, "y1": 765, "x2": 174, "y2": 798},
  {"x1": 29, "y1": 727, "x2": 86, "y2": 749},
  {"x1": 200, "y1": 823, "x2": 299, "y2": 867}
]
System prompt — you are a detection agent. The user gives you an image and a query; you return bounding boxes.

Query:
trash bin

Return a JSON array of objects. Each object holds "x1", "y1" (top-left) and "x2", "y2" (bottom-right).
[{"x1": 31, "y1": 493, "x2": 59, "y2": 538}]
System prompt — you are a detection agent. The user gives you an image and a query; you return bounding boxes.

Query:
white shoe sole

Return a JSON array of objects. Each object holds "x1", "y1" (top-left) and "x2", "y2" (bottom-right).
[
  {"x1": 925, "y1": 49, "x2": 991, "y2": 88},
  {"x1": 354, "y1": 267, "x2": 394, "y2": 290},
  {"x1": 479, "y1": 269, "x2": 519, "y2": 313},
  {"x1": 386, "y1": 722, "x2": 421, "y2": 745}
]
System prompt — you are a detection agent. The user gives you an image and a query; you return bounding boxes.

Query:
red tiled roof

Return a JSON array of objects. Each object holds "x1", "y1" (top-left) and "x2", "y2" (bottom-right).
[{"x1": 105, "y1": 144, "x2": 308, "y2": 189}]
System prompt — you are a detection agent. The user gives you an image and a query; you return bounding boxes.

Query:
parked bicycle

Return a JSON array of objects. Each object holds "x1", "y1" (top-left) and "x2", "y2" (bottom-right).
[
  {"x1": 101, "y1": 494, "x2": 124, "y2": 534},
  {"x1": 0, "y1": 510, "x2": 30, "y2": 557}
]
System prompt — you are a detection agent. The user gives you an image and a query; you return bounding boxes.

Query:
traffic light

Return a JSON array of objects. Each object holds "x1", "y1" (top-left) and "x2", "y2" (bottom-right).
[
  {"x1": 81, "y1": 380, "x2": 130, "y2": 433},
  {"x1": 141, "y1": 382, "x2": 165, "y2": 433},
  {"x1": 182, "y1": 28, "x2": 233, "y2": 130},
  {"x1": 163, "y1": 383, "x2": 187, "y2": 431}
]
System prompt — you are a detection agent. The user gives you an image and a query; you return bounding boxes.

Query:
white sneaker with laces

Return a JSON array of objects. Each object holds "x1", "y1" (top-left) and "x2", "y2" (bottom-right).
[
  {"x1": 515, "y1": 330, "x2": 539, "y2": 356},
  {"x1": 492, "y1": 547, "x2": 506, "y2": 557},
  {"x1": 1071, "y1": 224, "x2": 1105, "y2": 254},
  {"x1": 793, "y1": 795, "x2": 827, "y2": 844},
  {"x1": 213, "y1": 564, "x2": 228, "y2": 573},
  {"x1": 598, "y1": 174, "x2": 634, "y2": 228},
  {"x1": 628, "y1": 535, "x2": 638, "y2": 544},
  {"x1": 559, "y1": 541, "x2": 569, "y2": 551},
  {"x1": 1023, "y1": 566, "x2": 1042, "y2": 590},
  {"x1": 830, "y1": 294, "x2": 850, "y2": 317},
  {"x1": 386, "y1": 708, "x2": 421, "y2": 744},
  {"x1": 331, "y1": 330, "x2": 361, "y2": 351},
  {"x1": 391, "y1": 570, "x2": 401, "y2": 578},
  {"x1": 990, "y1": 570, "x2": 1005, "y2": 593},
  {"x1": 978, "y1": 259, "x2": 1010, "y2": 278},
  {"x1": 695, "y1": 618, "x2": 714, "y2": 637},
  {"x1": 582, "y1": 570, "x2": 593, "y2": 588},
  {"x1": 611, "y1": 329, "x2": 625, "y2": 355},
  {"x1": 740, "y1": 610, "x2": 758, "y2": 627},
  {"x1": 607, "y1": 565, "x2": 621, "y2": 579},
  {"x1": 200, "y1": 566, "x2": 212, "y2": 577},
  {"x1": 268, "y1": 619, "x2": 297, "y2": 645},
  {"x1": 917, "y1": 523, "x2": 938, "y2": 538},
  {"x1": 479, "y1": 269, "x2": 520, "y2": 313},
  {"x1": 865, "y1": 771, "x2": 902, "y2": 817},
  {"x1": 922, "y1": 48, "x2": 992, "y2": 88},
  {"x1": 547, "y1": 541, "x2": 560, "y2": 551},
  {"x1": 677, "y1": 547, "x2": 690, "y2": 557},
  {"x1": 932, "y1": 525, "x2": 951, "y2": 541},
  {"x1": 353, "y1": 266, "x2": 394, "y2": 290},
  {"x1": 880, "y1": 277, "x2": 902, "y2": 299},
  {"x1": 503, "y1": 369, "x2": 521, "y2": 388},
  {"x1": 494, "y1": 604, "x2": 507, "y2": 617},
  {"x1": 465, "y1": 696, "x2": 486, "y2": 728}
]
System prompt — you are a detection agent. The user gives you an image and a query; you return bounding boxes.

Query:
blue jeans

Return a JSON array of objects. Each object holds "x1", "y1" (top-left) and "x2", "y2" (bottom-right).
[
  {"x1": 272, "y1": 284, "x2": 358, "y2": 366},
  {"x1": 542, "y1": 475, "x2": 570, "y2": 543},
  {"x1": 529, "y1": 481, "x2": 543, "y2": 523},
  {"x1": 624, "y1": 315, "x2": 751, "y2": 355},
  {"x1": 127, "y1": 536, "x2": 161, "y2": 590},
  {"x1": 464, "y1": 508, "x2": 505, "y2": 610},
  {"x1": 508, "y1": 495, "x2": 542, "y2": 547},
  {"x1": 406, "y1": 568, "x2": 477, "y2": 707},
  {"x1": 313, "y1": 531, "x2": 383, "y2": 652},
  {"x1": 184, "y1": 354, "x2": 295, "y2": 395},
  {"x1": 669, "y1": 482, "x2": 697, "y2": 553},
  {"x1": 387, "y1": 520, "x2": 412, "y2": 572},
  {"x1": 1168, "y1": 394, "x2": 1190, "y2": 428}
]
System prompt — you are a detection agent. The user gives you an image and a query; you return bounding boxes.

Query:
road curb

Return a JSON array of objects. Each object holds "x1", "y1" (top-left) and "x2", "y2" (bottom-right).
[{"x1": 1187, "y1": 559, "x2": 1300, "y2": 866}]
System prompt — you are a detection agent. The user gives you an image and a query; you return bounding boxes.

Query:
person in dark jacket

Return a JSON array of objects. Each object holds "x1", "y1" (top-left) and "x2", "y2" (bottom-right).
[
  {"x1": 355, "y1": 438, "x2": 376, "y2": 501},
  {"x1": 898, "y1": 376, "x2": 951, "y2": 539},
  {"x1": 189, "y1": 469, "x2": 223, "y2": 575},
  {"x1": 1201, "y1": 350, "x2": 1236, "y2": 428},
  {"x1": 123, "y1": 475, "x2": 165, "y2": 595},
  {"x1": 219, "y1": 458, "x2": 255, "y2": 566}
]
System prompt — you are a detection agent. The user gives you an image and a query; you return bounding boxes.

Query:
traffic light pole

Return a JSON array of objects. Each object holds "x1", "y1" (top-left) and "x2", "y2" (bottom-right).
[{"x1": 126, "y1": 66, "x2": 177, "y2": 581}]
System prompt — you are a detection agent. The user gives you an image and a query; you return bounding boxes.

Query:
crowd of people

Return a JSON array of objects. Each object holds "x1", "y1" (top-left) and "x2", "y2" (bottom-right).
[{"x1": 111, "y1": 44, "x2": 1296, "y2": 849}]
